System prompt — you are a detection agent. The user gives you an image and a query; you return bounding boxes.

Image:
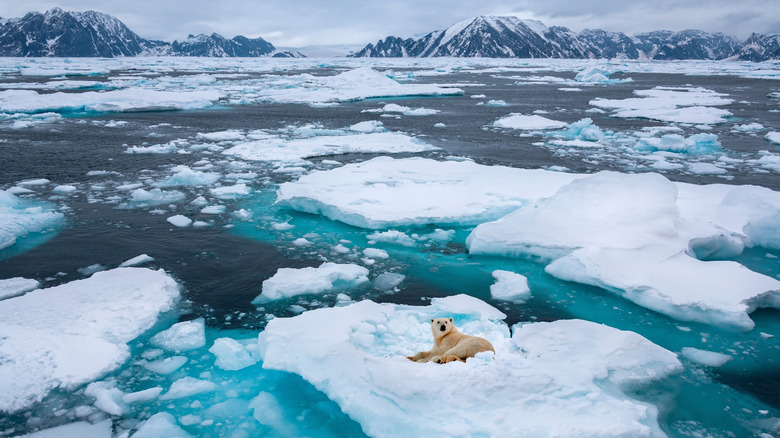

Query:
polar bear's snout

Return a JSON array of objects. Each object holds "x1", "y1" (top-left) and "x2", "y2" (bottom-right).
[{"x1": 439, "y1": 324, "x2": 447, "y2": 331}]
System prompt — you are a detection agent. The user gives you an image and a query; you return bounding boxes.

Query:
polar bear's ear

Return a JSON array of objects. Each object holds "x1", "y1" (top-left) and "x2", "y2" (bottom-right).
[
  {"x1": 449, "y1": 318, "x2": 453, "y2": 323},
  {"x1": 430, "y1": 318, "x2": 434, "y2": 323}
]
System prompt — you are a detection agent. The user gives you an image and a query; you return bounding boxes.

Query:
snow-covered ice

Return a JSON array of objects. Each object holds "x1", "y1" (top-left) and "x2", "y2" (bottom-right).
[
  {"x1": 0, "y1": 190, "x2": 64, "y2": 250},
  {"x1": 681, "y1": 347, "x2": 732, "y2": 367},
  {"x1": 259, "y1": 294, "x2": 682, "y2": 437},
  {"x1": 0, "y1": 89, "x2": 223, "y2": 114},
  {"x1": 490, "y1": 270, "x2": 531, "y2": 303},
  {"x1": 590, "y1": 87, "x2": 732, "y2": 125},
  {"x1": 209, "y1": 338, "x2": 258, "y2": 371},
  {"x1": 492, "y1": 113, "x2": 568, "y2": 130},
  {"x1": 0, "y1": 268, "x2": 179, "y2": 413},
  {"x1": 150, "y1": 318, "x2": 206, "y2": 352},
  {"x1": 253, "y1": 262, "x2": 370, "y2": 303},
  {"x1": 166, "y1": 215, "x2": 193, "y2": 228},
  {"x1": 276, "y1": 157, "x2": 580, "y2": 229},
  {"x1": 17, "y1": 419, "x2": 112, "y2": 438},
  {"x1": 0, "y1": 277, "x2": 40, "y2": 300}
]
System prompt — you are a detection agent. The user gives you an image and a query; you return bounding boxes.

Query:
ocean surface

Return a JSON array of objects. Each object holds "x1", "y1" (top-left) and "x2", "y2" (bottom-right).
[{"x1": 0, "y1": 58, "x2": 778, "y2": 437}]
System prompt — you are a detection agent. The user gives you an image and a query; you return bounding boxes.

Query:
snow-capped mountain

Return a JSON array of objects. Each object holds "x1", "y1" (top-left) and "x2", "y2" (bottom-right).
[
  {"x1": 736, "y1": 33, "x2": 780, "y2": 62},
  {"x1": 352, "y1": 15, "x2": 773, "y2": 61},
  {"x1": 0, "y1": 8, "x2": 291, "y2": 58}
]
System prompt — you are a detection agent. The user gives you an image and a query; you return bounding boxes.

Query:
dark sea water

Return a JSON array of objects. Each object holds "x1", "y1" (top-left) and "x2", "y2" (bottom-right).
[{"x1": 0, "y1": 60, "x2": 779, "y2": 437}]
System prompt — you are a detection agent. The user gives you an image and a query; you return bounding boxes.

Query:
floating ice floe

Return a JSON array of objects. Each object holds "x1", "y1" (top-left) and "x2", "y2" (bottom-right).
[
  {"x1": 253, "y1": 67, "x2": 462, "y2": 105},
  {"x1": 574, "y1": 66, "x2": 632, "y2": 84},
  {"x1": 492, "y1": 113, "x2": 568, "y2": 131},
  {"x1": 766, "y1": 132, "x2": 780, "y2": 144},
  {"x1": 467, "y1": 171, "x2": 780, "y2": 329},
  {"x1": 276, "y1": 157, "x2": 580, "y2": 229},
  {"x1": 0, "y1": 277, "x2": 40, "y2": 300},
  {"x1": 150, "y1": 318, "x2": 206, "y2": 352},
  {"x1": 223, "y1": 131, "x2": 437, "y2": 166},
  {"x1": 167, "y1": 215, "x2": 193, "y2": 228},
  {"x1": 0, "y1": 190, "x2": 64, "y2": 251},
  {"x1": 0, "y1": 268, "x2": 179, "y2": 413},
  {"x1": 17, "y1": 419, "x2": 112, "y2": 438},
  {"x1": 591, "y1": 86, "x2": 733, "y2": 124},
  {"x1": 258, "y1": 294, "x2": 682, "y2": 437},
  {"x1": 0, "y1": 89, "x2": 224, "y2": 115},
  {"x1": 367, "y1": 103, "x2": 441, "y2": 116},
  {"x1": 490, "y1": 270, "x2": 531, "y2": 303},
  {"x1": 253, "y1": 263, "x2": 370, "y2": 303}
]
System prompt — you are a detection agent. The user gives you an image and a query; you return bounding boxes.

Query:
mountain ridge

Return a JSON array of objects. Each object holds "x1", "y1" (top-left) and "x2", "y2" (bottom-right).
[
  {"x1": 352, "y1": 15, "x2": 777, "y2": 61},
  {"x1": 0, "y1": 8, "x2": 303, "y2": 58}
]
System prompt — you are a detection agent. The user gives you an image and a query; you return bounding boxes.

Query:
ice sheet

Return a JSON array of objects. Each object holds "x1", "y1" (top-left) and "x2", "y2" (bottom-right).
[
  {"x1": 0, "y1": 268, "x2": 180, "y2": 413},
  {"x1": 276, "y1": 157, "x2": 581, "y2": 229},
  {"x1": 259, "y1": 295, "x2": 681, "y2": 437}
]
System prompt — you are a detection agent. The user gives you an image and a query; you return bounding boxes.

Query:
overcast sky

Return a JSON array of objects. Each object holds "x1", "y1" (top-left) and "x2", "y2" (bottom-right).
[{"x1": 5, "y1": 1, "x2": 778, "y2": 48}]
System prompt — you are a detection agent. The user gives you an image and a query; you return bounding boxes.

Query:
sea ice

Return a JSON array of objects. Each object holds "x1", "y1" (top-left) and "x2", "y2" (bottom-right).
[
  {"x1": 635, "y1": 133, "x2": 722, "y2": 154},
  {"x1": 490, "y1": 270, "x2": 531, "y2": 303},
  {"x1": 160, "y1": 377, "x2": 217, "y2": 400},
  {"x1": 0, "y1": 88, "x2": 223, "y2": 115},
  {"x1": 766, "y1": 132, "x2": 780, "y2": 144},
  {"x1": 17, "y1": 419, "x2": 112, "y2": 438},
  {"x1": 467, "y1": 171, "x2": 780, "y2": 329},
  {"x1": 590, "y1": 86, "x2": 732, "y2": 124},
  {"x1": 0, "y1": 190, "x2": 64, "y2": 250},
  {"x1": 166, "y1": 215, "x2": 193, "y2": 228},
  {"x1": 253, "y1": 263, "x2": 370, "y2": 303},
  {"x1": 150, "y1": 318, "x2": 206, "y2": 352},
  {"x1": 132, "y1": 412, "x2": 191, "y2": 438},
  {"x1": 0, "y1": 268, "x2": 180, "y2": 413},
  {"x1": 154, "y1": 165, "x2": 222, "y2": 187},
  {"x1": 142, "y1": 356, "x2": 188, "y2": 374},
  {"x1": 276, "y1": 157, "x2": 580, "y2": 229},
  {"x1": 492, "y1": 113, "x2": 568, "y2": 130},
  {"x1": 253, "y1": 67, "x2": 461, "y2": 105},
  {"x1": 223, "y1": 131, "x2": 436, "y2": 165},
  {"x1": 681, "y1": 347, "x2": 732, "y2": 367},
  {"x1": 209, "y1": 338, "x2": 258, "y2": 371},
  {"x1": 0, "y1": 277, "x2": 40, "y2": 300},
  {"x1": 258, "y1": 295, "x2": 681, "y2": 437},
  {"x1": 119, "y1": 254, "x2": 155, "y2": 267},
  {"x1": 129, "y1": 188, "x2": 186, "y2": 206}
]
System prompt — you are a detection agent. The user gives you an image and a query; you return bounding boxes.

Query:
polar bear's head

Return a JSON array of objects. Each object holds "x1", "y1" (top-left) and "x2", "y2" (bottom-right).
[{"x1": 430, "y1": 317, "x2": 454, "y2": 339}]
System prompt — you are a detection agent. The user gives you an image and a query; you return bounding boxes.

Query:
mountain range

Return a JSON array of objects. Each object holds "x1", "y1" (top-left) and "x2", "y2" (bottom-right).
[
  {"x1": 0, "y1": 8, "x2": 303, "y2": 58},
  {"x1": 351, "y1": 15, "x2": 780, "y2": 61}
]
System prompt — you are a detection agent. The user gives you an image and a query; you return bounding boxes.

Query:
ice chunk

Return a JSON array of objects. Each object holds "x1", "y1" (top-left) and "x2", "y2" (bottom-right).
[
  {"x1": 150, "y1": 318, "x2": 206, "y2": 352},
  {"x1": 545, "y1": 245, "x2": 780, "y2": 330},
  {"x1": 492, "y1": 113, "x2": 568, "y2": 130},
  {"x1": 681, "y1": 347, "x2": 732, "y2": 367},
  {"x1": 635, "y1": 133, "x2": 722, "y2": 154},
  {"x1": 765, "y1": 132, "x2": 780, "y2": 145},
  {"x1": 209, "y1": 337, "x2": 258, "y2": 370},
  {"x1": 259, "y1": 295, "x2": 681, "y2": 437},
  {"x1": 16, "y1": 419, "x2": 112, "y2": 438},
  {"x1": 366, "y1": 230, "x2": 417, "y2": 247},
  {"x1": 129, "y1": 188, "x2": 185, "y2": 206},
  {"x1": 166, "y1": 215, "x2": 192, "y2": 228},
  {"x1": 363, "y1": 248, "x2": 389, "y2": 259},
  {"x1": 0, "y1": 88, "x2": 223, "y2": 114},
  {"x1": 160, "y1": 377, "x2": 217, "y2": 400},
  {"x1": 200, "y1": 205, "x2": 226, "y2": 214},
  {"x1": 249, "y1": 392, "x2": 296, "y2": 436},
  {"x1": 276, "y1": 157, "x2": 580, "y2": 229},
  {"x1": 122, "y1": 387, "x2": 163, "y2": 404},
  {"x1": 554, "y1": 118, "x2": 604, "y2": 141},
  {"x1": 133, "y1": 412, "x2": 192, "y2": 437},
  {"x1": 349, "y1": 120, "x2": 385, "y2": 133},
  {"x1": 0, "y1": 268, "x2": 179, "y2": 413},
  {"x1": 142, "y1": 356, "x2": 188, "y2": 374},
  {"x1": 0, "y1": 190, "x2": 64, "y2": 250},
  {"x1": 490, "y1": 270, "x2": 531, "y2": 303},
  {"x1": 0, "y1": 277, "x2": 40, "y2": 300},
  {"x1": 591, "y1": 86, "x2": 732, "y2": 124},
  {"x1": 373, "y1": 272, "x2": 405, "y2": 291},
  {"x1": 85, "y1": 380, "x2": 126, "y2": 416},
  {"x1": 467, "y1": 171, "x2": 680, "y2": 260},
  {"x1": 380, "y1": 103, "x2": 440, "y2": 116},
  {"x1": 254, "y1": 263, "x2": 370, "y2": 303},
  {"x1": 574, "y1": 66, "x2": 630, "y2": 84},
  {"x1": 210, "y1": 183, "x2": 251, "y2": 199},
  {"x1": 254, "y1": 67, "x2": 461, "y2": 105},
  {"x1": 119, "y1": 254, "x2": 155, "y2": 267},
  {"x1": 52, "y1": 184, "x2": 78, "y2": 194},
  {"x1": 223, "y1": 131, "x2": 437, "y2": 165},
  {"x1": 154, "y1": 165, "x2": 221, "y2": 187}
]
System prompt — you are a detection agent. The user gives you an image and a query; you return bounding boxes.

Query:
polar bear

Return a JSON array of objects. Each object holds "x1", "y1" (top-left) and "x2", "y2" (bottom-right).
[{"x1": 407, "y1": 317, "x2": 495, "y2": 364}]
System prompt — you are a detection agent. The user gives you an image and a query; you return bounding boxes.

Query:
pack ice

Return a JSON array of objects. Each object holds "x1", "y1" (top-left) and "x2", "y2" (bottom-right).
[
  {"x1": 0, "y1": 89, "x2": 223, "y2": 114},
  {"x1": 258, "y1": 294, "x2": 682, "y2": 437},
  {"x1": 277, "y1": 157, "x2": 780, "y2": 329},
  {"x1": 0, "y1": 190, "x2": 64, "y2": 251},
  {"x1": 0, "y1": 268, "x2": 180, "y2": 413}
]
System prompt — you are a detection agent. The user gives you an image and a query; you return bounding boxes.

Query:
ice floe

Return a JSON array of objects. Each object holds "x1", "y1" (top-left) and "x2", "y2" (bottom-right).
[
  {"x1": 0, "y1": 277, "x2": 40, "y2": 300},
  {"x1": 253, "y1": 262, "x2": 370, "y2": 303},
  {"x1": 276, "y1": 157, "x2": 580, "y2": 229},
  {"x1": 490, "y1": 270, "x2": 531, "y2": 303},
  {"x1": 590, "y1": 86, "x2": 732, "y2": 125},
  {"x1": 0, "y1": 268, "x2": 179, "y2": 413},
  {"x1": 0, "y1": 190, "x2": 64, "y2": 251},
  {"x1": 258, "y1": 295, "x2": 682, "y2": 437},
  {"x1": 493, "y1": 113, "x2": 568, "y2": 130}
]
